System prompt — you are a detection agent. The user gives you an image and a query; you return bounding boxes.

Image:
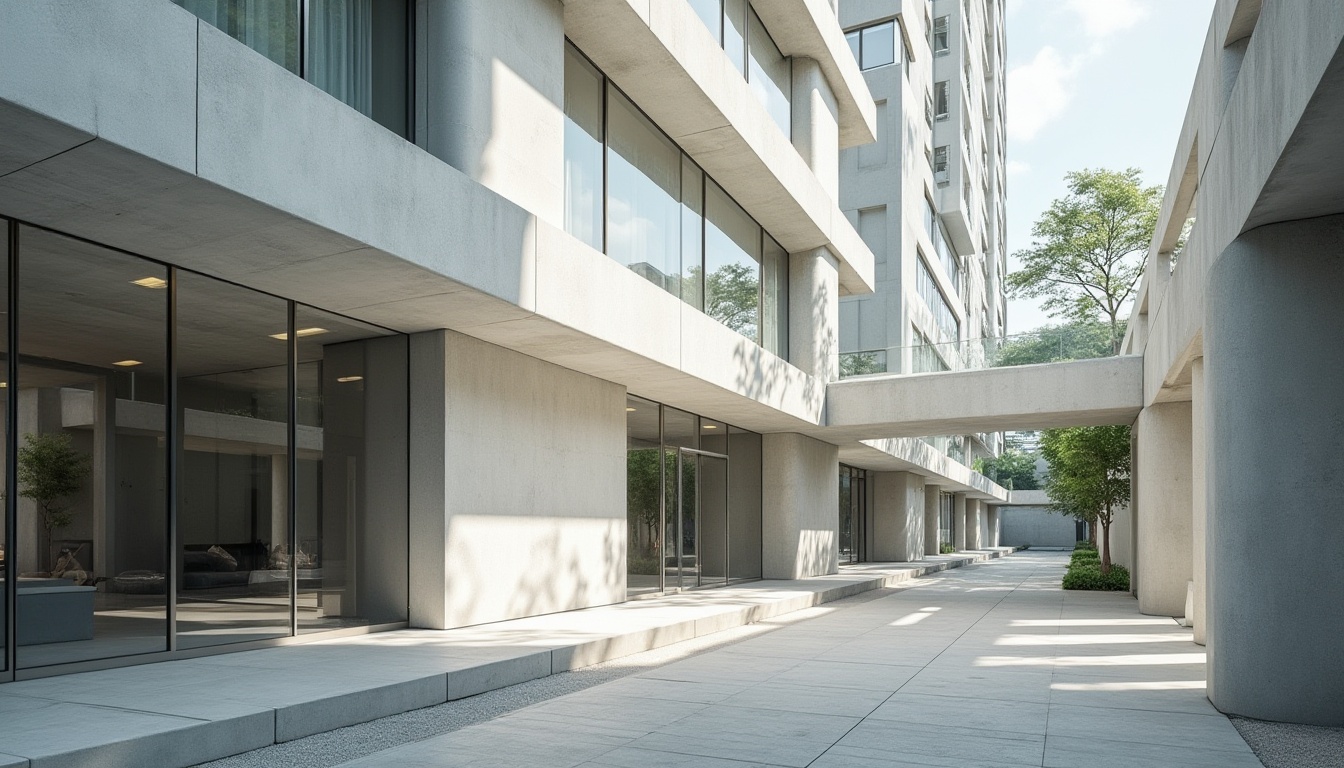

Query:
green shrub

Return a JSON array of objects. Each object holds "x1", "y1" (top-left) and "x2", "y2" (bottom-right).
[
  {"x1": 1062, "y1": 562, "x2": 1130, "y2": 591},
  {"x1": 939, "y1": 543, "x2": 956, "y2": 554},
  {"x1": 1074, "y1": 540, "x2": 1096, "y2": 550},
  {"x1": 1070, "y1": 549, "x2": 1099, "y2": 567},
  {"x1": 627, "y1": 553, "x2": 661, "y2": 576}
]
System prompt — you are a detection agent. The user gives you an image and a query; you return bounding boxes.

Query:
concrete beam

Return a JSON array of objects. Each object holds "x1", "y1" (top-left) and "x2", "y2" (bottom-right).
[{"x1": 824, "y1": 356, "x2": 1144, "y2": 441}]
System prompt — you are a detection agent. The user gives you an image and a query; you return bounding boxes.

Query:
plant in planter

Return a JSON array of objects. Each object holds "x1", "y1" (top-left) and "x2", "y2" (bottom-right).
[{"x1": 18, "y1": 432, "x2": 90, "y2": 572}]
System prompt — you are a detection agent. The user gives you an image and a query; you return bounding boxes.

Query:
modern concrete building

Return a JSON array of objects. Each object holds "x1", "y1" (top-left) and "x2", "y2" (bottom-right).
[
  {"x1": 831, "y1": 0, "x2": 1010, "y2": 558},
  {"x1": 0, "y1": 0, "x2": 1016, "y2": 684},
  {"x1": 1118, "y1": 0, "x2": 1344, "y2": 728}
]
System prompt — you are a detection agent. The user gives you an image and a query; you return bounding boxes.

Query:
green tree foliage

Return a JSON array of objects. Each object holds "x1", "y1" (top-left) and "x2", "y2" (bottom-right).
[
  {"x1": 993, "y1": 319, "x2": 1123, "y2": 367},
  {"x1": 1008, "y1": 169, "x2": 1162, "y2": 354},
  {"x1": 1040, "y1": 426, "x2": 1131, "y2": 574},
  {"x1": 706, "y1": 262, "x2": 759, "y2": 338},
  {"x1": 18, "y1": 432, "x2": 91, "y2": 570},
  {"x1": 973, "y1": 449, "x2": 1039, "y2": 490},
  {"x1": 840, "y1": 351, "x2": 887, "y2": 377}
]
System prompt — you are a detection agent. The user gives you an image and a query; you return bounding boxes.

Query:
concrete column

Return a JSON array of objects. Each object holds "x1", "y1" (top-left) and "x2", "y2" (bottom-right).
[
  {"x1": 789, "y1": 248, "x2": 840, "y2": 381},
  {"x1": 987, "y1": 506, "x2": 1000, "y2": 547},
  {"x1": 923, "y1": 485, "x2": 941, "y2": 555},
  {"x1": 420, "y1": 0, "x2": 564, "y2": 226},
  {"x1": 952, "y1": 492, "x2": 967, "y2": 551},
  {"x1": 979, "y1": 503, "x2": 992, "y2": 548},
  {"x1": 871, "y1": 472, "x2": 924, "y2": 562},
  {"x1": 1191, "y1": 357, "x2": 1208, "y2": 646},
  {"x1": 1205, "y1": 217, "x2": 1344, "y2": 725},
  {"x1": 1134, "y1": 401, "x2": 1193, "y2": 617},
  {"x1": 966, "y1": 500, "x2": 983, "y2": 550},
  {"x1": 790, "y1": 57, "x2": 839, "y2": 203},
  {"x1": 762, "y1": 433, "x2": 839, "y2": 579}
]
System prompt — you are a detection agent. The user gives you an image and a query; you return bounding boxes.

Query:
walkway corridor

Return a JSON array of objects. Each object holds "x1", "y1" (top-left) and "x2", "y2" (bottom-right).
[{"x1": 335, "y1": 552, "x2": 1261, "y2": 767}]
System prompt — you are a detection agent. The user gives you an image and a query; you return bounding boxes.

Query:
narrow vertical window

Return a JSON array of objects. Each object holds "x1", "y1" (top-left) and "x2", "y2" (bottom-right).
[
  {"x1": 747, "y1": 9, "x2": 791, "y2": 137},
  {"x1": 933, "y1": 15, "x2": 950, "y2": 55},
  {"x1": 563, "y1": 44, "x2": 605, "y2": 252},
  {"x1": 723, "y1": 0, "x2": 748, "y2": 75},
  {"x1": 681, "y1": 158, "x2": 705, "y2": 311},
  {"x1": 935, "y1": 80, "x2": 950, "y2": 119},
  {"x1": 762, "y1": 235, "x2": 789, "y2": 359}
]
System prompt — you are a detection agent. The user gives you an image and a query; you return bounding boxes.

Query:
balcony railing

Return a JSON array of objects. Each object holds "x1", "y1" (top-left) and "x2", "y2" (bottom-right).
[{"x1": 837, "y1": 324, "x2": 1120, "y2": 379}]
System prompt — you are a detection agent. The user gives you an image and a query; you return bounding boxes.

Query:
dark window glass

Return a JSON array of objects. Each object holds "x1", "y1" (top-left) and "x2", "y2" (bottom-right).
[
  {"x1": 16, "y1": 226, "x2": 168, "y2": 668},
  {"x1": 307, "y1": 0, "x2": 410, "y2": 136},
  {"x1": 175, "y1": 272, "x2": 291, "y2": 649},
  {"x1": 563, "y1": 44, "x2": 605, "y2": 252},
  {"x1": 295, "y1": 306, "x2": 407, "y2": 633},
  {"x1": 704, "y1": 181, "x2": 761, "y2": 342},
  {"x1": 174, "y1": 0, "x2": 299, "y2": 73},
  {"x1": 727, "y1": 426, "x2": 762, "y2": 581}
]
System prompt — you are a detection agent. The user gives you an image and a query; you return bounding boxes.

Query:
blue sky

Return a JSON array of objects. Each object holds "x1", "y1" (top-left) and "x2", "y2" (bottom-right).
[{"x1": 1003, "y1": 0, "x2": 1216, "y2": 333}]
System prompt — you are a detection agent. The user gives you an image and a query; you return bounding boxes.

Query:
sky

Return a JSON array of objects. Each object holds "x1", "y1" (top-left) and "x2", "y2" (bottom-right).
[{"x1": 1002, "y1": 0, "x2": 1216, "y2": 334}]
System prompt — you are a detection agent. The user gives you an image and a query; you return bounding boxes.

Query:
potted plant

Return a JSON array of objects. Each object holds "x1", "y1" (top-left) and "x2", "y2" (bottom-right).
[{"x1": 18, "y1": 432, "x2": 90, "y2": 573}]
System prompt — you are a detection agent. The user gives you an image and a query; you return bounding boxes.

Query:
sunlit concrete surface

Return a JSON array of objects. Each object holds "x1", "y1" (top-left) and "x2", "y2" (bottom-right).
[
  {"x1": 335, "y1": 552, "x2": 1260, "y2": 768},
  {"x1": 0, "y1": 552, "x2": 1011, "y2": 768}
]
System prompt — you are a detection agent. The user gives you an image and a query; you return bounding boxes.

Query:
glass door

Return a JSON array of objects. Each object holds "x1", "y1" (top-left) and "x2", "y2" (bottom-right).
[{"x1": 674, "y1": 448, "x2": 729, "y2": 590}]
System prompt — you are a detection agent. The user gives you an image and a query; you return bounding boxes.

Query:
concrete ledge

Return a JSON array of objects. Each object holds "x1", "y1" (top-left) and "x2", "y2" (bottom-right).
[{"x1": 0, "y1": 550, "x2": 1016, "y2": 767}]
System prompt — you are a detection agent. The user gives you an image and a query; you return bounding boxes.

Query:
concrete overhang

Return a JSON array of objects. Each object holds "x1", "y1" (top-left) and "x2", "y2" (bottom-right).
[
  {"x1": 749, "y1": 0, "x2": 880, "y2": 149},
  {"x1": 839, "y1": 438, "x2": 1010, "y2": 501},
  {"x1": 0, "y1": 2, "x2": 832, "y2": 437},
  {"x1": 822, "y1": 356, "x2": 1144, "y2": 442},
  {"x1": 563, "y1": 0, "x2": 876, "y2": 295}
]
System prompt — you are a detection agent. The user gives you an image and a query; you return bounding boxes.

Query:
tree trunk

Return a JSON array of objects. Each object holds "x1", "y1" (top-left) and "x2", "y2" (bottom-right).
[
  {"x1": 1100, "y1": 519, "x2": 1112, "y2": 575},
  {"x1": 1088, "y1": 520, "x2": 1098, "y2": 547}
]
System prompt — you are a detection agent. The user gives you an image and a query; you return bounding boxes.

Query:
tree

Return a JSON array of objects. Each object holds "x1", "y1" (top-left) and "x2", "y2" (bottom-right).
[
  {"x1": 1008, "y1": 169, "x2": 1162, "y2": 354},
  {"x1": 974, "y1": 449, "x2": 1040, "y2": 490},
  {"x1": 993, "y1": 318, "x2": 1123, "y2": 368},
  {"x1": 17, "y1": 432, "x2": 91, "y2": 571},
  {"x1": 705, "y1": 262, "x2": 759, "y2": 338},
  {"x1": 626, "y1": 449, "x2": 663, "y2": 574},
  {"x1": 1040, "y1": 426, "x2": 1131, "y2": 573}
]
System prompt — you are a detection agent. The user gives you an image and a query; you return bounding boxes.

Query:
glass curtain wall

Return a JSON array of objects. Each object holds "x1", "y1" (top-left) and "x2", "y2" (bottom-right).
[
  {"x1": 0, "y1": 221, "x2": 6, "y2": 675},
  {"x1": 624, "y1": 398, "x2": 760, "y2": 597},
  {"x1": 561, "y1": 43, "x2": 789, "y2": 357},
  {"x1": 0, "y1": 219, "x2": 408, "y2": 674},
  {"x1": 173, "y1": 0, "x2": 410, "y2": 136},
  {"x1": 688, "y1": 0, "x2": 791, "y2": 135}
]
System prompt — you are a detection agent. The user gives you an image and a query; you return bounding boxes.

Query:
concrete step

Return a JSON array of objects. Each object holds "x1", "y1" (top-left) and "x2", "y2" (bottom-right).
[{"x1": 0, "y1": 549, "x2": 1016, "y2": 768}]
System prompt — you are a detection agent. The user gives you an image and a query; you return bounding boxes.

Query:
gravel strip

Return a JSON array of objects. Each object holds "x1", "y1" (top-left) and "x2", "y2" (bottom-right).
[
  {"x1": 1232, "y1": 717, "x2": 1344, "y2": 768},
  {"x1": 195, "y1": 587, "x2": 900, "y2": 768}
]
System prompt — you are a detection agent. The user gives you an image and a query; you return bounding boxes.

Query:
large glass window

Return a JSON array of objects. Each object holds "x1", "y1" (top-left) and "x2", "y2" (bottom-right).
[
  {"x1": 15, "y1": 227, "x2": 169, "y2": 669},
  {"x1": 175, "y1": 272, "x2": 292, "y2": 650},
  {"x1": 563, "y1": 44, "x2": 788, "y2": 356},
  {"x1": 839, "y1": 465, "x2": 867, "y2": 564},
  {"x1": 705, "y1": 182, "x2": 761, "y2": 342},
  {"x1": 0, "y1": 221, "x2": 409, "y2": 673},
  {"x1": 917, "y1": 257, "x2": 960, "y2": 346},
  {"x1": 748, "y1": 9, "x2": 792, "y2": 137},
  {"x1": 625, "y1": 395, "x2": 662, "y2": 597},
  {"x1": 607, "y1": 88, "x2": 683, "y2": 297},
  {"x1": 173, "y1": 0, "x2": 411, "y2": 137},
  {"x1": 294, "y1": 307, "x2": 407, "y2": 633},
  {"x1": 564, "y1": 44, "x2": 605, "y2": 252}
]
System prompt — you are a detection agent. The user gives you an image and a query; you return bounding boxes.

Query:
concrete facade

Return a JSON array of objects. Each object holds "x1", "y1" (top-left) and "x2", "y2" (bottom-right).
[
  {"x1": 999, "y1": 507, "x2": 1075, "y2": 549},
  {"x1": 763, "y1": 434, "x2": 841, "y2": 580},
  {"x1": 870, "y1": 471, "x2": 925, "y2": 562}
]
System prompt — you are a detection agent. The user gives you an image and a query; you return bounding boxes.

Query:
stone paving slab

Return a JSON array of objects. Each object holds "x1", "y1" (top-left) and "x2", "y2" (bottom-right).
[
  {"x1": 0, "y1": 550, "x2": 1014, "y2": 768},
  {"x1": 330, "y1": 551, "x2": 1262, "y2": 768}
]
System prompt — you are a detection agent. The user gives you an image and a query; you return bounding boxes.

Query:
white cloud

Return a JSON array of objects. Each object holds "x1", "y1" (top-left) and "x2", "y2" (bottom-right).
[
  {"x1": 1006, "y1": 160, "x2": 1031, "y2": 176},
  {"x1": 1006, "y1": 46, "x2": 1079, "y2": 142},
  {"x1": 1065, "y1": 0, "x2": 1149, "y2": 39}
]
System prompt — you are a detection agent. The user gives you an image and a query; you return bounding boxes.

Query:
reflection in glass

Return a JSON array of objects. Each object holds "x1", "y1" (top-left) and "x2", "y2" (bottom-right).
[
  {"x1": 175, "y1": 272, "x2": 291, "y2": 649},
  {"x1": 16, "y1": 227, "x2": 168, "y2": 668},
  {"x1": 625, "y1": 396, "x2": 662, "y2": 597},
  {"x1": 173, "y1": 0, "x2": 299, "y2": 73},
  {"x1": 839, "y1": 469, "x2": 853, "y2": 564},
  {"x1": 681, "y1": 158, "x2": 705, "y2": 311},
  {"x1": 662, "y1": 408, "x2": 697, "y2": 590},
  {"x1": 563, "y1": 44, "x2": 605, "y2": 251},
  {"x1": 705, "y1": 181, "x2": 761, "y2": 342},
  {"x1": 723, "y1": 0, "x2": 748, "y2": 74},
  {"x1": 747, "y1": 9, "x2": 791, "y2": 137},
  {"x1": 295, "y1": 306, "x2": 407, "y2": 633},
  {"x1": 762, "y1": 235, "x2": 789, "y2": 359},
  {"x1": 607, "y1": 88, "x2": 683, "y2": 297},
  {"x1": 307, "y1": 0, "x2": 410, "y2": 136},
  {"x1": 861, "y1": 21, "x2": 896, "y2": 70}
]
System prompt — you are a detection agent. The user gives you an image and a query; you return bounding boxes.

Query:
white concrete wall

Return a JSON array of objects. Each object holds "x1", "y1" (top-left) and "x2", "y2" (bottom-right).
[
  {"x1": 999, "y1": 507, "x2": 1075, "y2": 549},
  {"x1": 763, "y1": 433, "x2": 839, "y2": 578},
  {"x1": 871, "y1": 471, "x2": 924, "y2": 562},
  {"x1": 420, "y1": 0, "x2": 565, "y2": 227},
  {"x1": 409, "y1": 330, "x2": 626, "y2": 630}
]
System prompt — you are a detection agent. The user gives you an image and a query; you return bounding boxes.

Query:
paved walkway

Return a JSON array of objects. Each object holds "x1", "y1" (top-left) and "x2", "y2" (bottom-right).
[{"x1": 336, "y1": 552, "x2": 1261, "y2": 768}]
